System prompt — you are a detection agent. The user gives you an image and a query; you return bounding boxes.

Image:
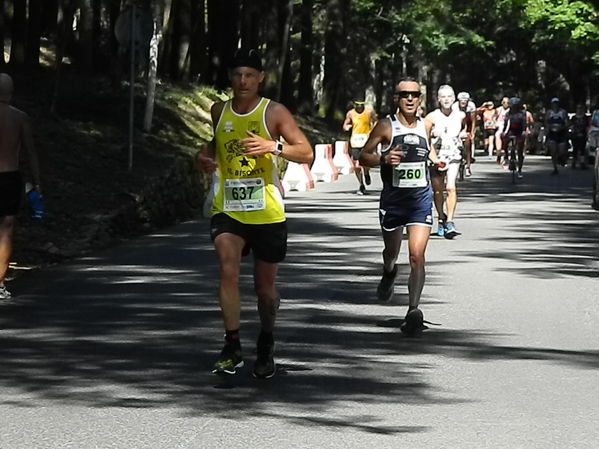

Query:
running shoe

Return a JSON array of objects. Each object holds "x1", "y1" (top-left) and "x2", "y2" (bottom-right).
[
  {"x1": 364, "y1": 171, "x2": 371, "y2": 186},
  {"x1": 212, "y1": 342, "x2": 244, "y2": 375},
  {"x1": 0, "y1": 286, "x2": 11, "y2": 299},
  {"x1": 253, "y1": 341, "x2": 276, "y2": 379},
  {"x1": 376, "y1": 264, "x2": 398, "y2": 303},
  {"x1": 517, "y1": 170, "x2": 523, "y2": 179},
  {"x1": 466, "y1": 167, "x2": 472, "y2": 177},
  {"x1": 436, "y1": 224, "x2": 445, "y2": 237},
  {"x1": 356, "y1": 185, "x2": 366, "y2": 195},
  {"x1": 444, "y1": 221, "x2": 458, "y2": 239},
  {"x1": 400, "y1": 308, "x2": 425, "y2": 336}
]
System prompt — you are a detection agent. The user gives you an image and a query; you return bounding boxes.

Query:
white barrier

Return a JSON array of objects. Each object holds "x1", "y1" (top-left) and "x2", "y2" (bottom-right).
[
  {"x1": 333, "y1": 140, "x2": 354, "y2": 175},
  {"x1": 310, "y1": 143, "x2": 339, "y2": 182},
  {"x1": 282, "y1": 161, "x2": 315, "y2": 193}
]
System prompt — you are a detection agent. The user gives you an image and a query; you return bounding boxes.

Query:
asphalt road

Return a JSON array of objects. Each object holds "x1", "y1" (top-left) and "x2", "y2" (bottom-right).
[{"x1": 1, "y1": 154, "x2": 597, "y2": 449}]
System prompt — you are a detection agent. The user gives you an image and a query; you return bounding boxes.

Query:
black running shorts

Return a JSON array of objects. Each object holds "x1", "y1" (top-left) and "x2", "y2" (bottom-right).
[
  {"x1": 0, "y1": 171, "x2": 23, "y2": 217},
  {"x1": 210, "y1": 213, "x2": 287, "y2": 263},
  {"x1": 349, "y1": 148, "x2": 361, "y2": 161}
]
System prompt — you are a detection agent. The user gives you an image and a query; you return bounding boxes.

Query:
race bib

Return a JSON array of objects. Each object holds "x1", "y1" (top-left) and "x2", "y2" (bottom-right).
[
  {"x1": 224, "y1": 178, "x2": 265, "y2": 212},
  {"x1": 392, "y1": 161, "x2": 427, "y2": 188},
  {"x1": 350, "y1": 133, "x2": 368, "y2": 148}
]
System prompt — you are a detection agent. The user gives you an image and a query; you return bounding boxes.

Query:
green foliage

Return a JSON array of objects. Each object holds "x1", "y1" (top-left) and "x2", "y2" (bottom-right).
[{"x1": 524, "y1": 0, "x2": 599, "y2": 48}]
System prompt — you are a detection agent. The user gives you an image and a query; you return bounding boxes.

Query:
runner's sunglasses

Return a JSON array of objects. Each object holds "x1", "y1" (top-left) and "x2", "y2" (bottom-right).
[{"x1": 394, "y1": 91, "x2": 421, "y2": 99}]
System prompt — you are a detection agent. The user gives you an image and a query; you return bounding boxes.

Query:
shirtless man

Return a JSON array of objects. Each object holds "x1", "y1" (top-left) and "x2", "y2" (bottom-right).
[
  {"x1": 0, "y1": 73, "x2": 41, "y2": 299},
  {"x1": 426, "y1": 85, "x2": 466, "y2": 239}
]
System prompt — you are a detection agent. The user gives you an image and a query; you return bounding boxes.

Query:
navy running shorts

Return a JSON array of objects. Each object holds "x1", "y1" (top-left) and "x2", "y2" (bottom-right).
[
  {"x1": 210, "y1": 213, "x2": 287, "y2": 263},
  {"x1": 0, "y1": 171, "x2": 23, "y2": 217},
  {"x1": 379, "y1": 203, "x2": 433, "y2": 231}
]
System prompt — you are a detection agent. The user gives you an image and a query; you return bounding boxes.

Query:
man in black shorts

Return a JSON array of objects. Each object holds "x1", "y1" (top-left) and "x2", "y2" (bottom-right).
[
  {"x1": 0, "y1": 73, "x2": 41, "y2": 299},
  {"x1": 359, "y1": 78, "x2": 444, "y2": 335},
  {"x1": 197, "y1": 50, "x2": 313, "y2": 377},
  {"x1": 343, "y1": 99, "x2": 377, "y2": 194}
]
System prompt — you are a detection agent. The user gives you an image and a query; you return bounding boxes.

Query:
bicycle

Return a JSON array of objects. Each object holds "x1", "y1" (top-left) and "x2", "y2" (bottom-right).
[{"x1": 505, "y1": 135, "x2": 518, "y2": 184}]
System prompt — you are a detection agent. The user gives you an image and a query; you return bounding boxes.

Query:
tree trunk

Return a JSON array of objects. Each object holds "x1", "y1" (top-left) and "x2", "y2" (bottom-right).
[
  {"x1": 322, "y1": 0, "x2": 349, "y2": 121},
  {"x1": 51, "y1": 0, "x2": 76, "y2": 113},
  {"x1": 144, "y1": 0, "x2": 163, "y2": 132},
  {"x1": 240, "y1": 0, "x2": 260, "y2": 49},
  {"x1": 170, "y1": 0, "x2": 191, "y2": 80},
  {"x1": 25, "y1": 0, "x2": 42, "y2": 67},
  {"x1": 188, "y1": 0, "x2": 206, "y2": 82},
  {"x1": 297, "y1": 0, "x2": 313, "y2": 114},
  {"x1": 10, "y1": 0, "x2": 28, "y2": 67},
  {"x1": 274, "y1": 0, "x2": 293, "y2": 102},
  {"x1": 78, "y1": 0, "x2": 94, "y2": 72},
  {"x1": 0, "y1": 0, "x2": 5, "y2": 67},
  {"x1": 207, "y1": 0, "x2": 239, "y2": 89}
]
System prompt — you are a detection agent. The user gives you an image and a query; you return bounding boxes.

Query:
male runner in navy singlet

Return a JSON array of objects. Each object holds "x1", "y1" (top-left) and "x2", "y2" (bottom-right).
[{"x1": 359, "y1": 78, "x2": 444, "y2": 335}]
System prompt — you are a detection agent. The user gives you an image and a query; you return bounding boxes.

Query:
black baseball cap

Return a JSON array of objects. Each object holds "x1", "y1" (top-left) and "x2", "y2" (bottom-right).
[{"x1": 230, "y1": 48, "x2": 263, "y2": 71}]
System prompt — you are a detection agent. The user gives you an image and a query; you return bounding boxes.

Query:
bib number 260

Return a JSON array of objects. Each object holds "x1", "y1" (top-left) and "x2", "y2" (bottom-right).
[{"x1": 392, "y1": 161, "x2": 427, "y2": 188}]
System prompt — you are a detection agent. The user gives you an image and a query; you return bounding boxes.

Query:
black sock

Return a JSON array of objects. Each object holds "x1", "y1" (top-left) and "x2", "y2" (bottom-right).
[
  {"x1": 257, "y1": 330, "x2": 274, "y2": 346},
  {"x1": 225, "y1": 329, "x2": 241, "y2": 349}
]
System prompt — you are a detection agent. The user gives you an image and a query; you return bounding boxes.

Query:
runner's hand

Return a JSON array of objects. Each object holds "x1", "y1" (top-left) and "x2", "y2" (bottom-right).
[
  {"x1": 381, "y1": 145, "x2": 406, "y2": 167},
  {"x1": 241, "y1": 131, "x2": 276, "y2": 156},
  {"x1": 197, "y1": 152, "x2": 217, "y2": 173},
  {"x1": 434, "y1": 161, "x2": 447, "y2": 169}
]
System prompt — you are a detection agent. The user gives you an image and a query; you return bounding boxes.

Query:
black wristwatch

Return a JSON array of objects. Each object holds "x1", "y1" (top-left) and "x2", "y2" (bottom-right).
[{"x1": 273, "y1": 141, "x2": 284, "y2": 156}]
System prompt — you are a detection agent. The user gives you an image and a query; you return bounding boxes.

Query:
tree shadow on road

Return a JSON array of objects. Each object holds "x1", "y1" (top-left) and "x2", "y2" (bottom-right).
[{"x1": 1, "y1": 170, "x2": 598, "y2": 435}]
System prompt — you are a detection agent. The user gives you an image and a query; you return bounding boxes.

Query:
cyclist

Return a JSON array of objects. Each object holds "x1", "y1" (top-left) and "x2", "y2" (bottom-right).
[
  {"x1": 502, "y1": 97, "x2": 527, "y2": 178},
  {"x1": 343, "y1": 99, "x2": 377, "y2": 194},
  {"x1": 495, "y1": 97, "x2": 510, "y2": 166},
  {"x1": 425, "y1": 85, "x2": 466, "y2": 239},
  {"x1": 454, "y1": 92, "x2": 476, "y2": 176},
  {"x1": 359, "y1": 77, "x2": 444, "y2": 335},
  {"x1": 545, "y1": 97, "x2": 570, "y2": 175}
]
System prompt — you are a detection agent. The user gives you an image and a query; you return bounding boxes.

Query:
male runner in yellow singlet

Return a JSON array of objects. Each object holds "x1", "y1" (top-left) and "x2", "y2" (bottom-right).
[
  {"x1": 197, "y1": 49, "x2": 313, "y2": 378},
  {"x1": 343, "y1": 99, "x2": 377, "y2": 194}
]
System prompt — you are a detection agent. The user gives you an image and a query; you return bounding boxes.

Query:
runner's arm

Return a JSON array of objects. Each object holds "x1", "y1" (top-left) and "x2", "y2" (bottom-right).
[
  {"x1": 342, "y1": 111, "x2": 353, "y2": 131},
  {"x1": 20, "y1": 112, "x2": 42, "y2": 189},
  {"x1": 425, "y1": 118, "x2": 442, "y2": 165},
  {"x1": 196, "y1": 103, "x2": 223, "y2": 173},
  {"x1": 358, "y1": 119, "x2": 391, "y2": 168},
  {"x1": 242, "y1": 102, "x2": 313, "y2": 164}
]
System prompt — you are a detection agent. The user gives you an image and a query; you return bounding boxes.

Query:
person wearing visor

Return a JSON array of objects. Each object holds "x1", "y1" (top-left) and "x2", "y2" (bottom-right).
[
  {"x1": 359, "y1": 78, "x2": 444, "y2": 335},
  {"x1": 502, "y1": 97, "x2": 527, "y2": 178},
  {"x1": 197, "y1": 49, "x2": 313, "y2": 378},
  {"x1": 426, "y1": 85, "x2": 466, "y2": 239},
  {"x1": 343, "y1": 99, "x2": 377, "y2": 194},
  {"x1": 453, "y1": 91, "x2": 477, "y2": 176},
  {"x1": 545, "y1": 97, "x2": 570, "y2": 174}
]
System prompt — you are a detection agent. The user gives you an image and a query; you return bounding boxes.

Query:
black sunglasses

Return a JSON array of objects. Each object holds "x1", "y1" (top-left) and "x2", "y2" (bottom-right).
[{"x1": 395, "y1": 91, "x2": 421, "y2": 99}]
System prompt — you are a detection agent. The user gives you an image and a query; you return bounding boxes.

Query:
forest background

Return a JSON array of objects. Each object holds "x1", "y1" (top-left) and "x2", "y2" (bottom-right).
[{"x1": 1, "y1": 0, "x2": 599, "y2": 270}]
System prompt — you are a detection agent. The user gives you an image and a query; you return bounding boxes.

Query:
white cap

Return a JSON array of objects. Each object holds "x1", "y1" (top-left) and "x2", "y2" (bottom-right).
[{"x1": 457, "y1": 92, "x2": 470, "y2": 101}]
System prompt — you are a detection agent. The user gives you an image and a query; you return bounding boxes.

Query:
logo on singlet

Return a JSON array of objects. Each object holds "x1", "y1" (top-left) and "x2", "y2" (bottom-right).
[
  {"x1": 224, "y1": 139, "x2": 246, "y2": 163},
  {"x1": 223, "y1": 121, "x2": 234, "y2": 133},
  {"x1": 248, "y1": 121, "x2": 260, "y2": 134},
  {"x1": 404, "y1": 134, "x2": 420, "y2": 145}
]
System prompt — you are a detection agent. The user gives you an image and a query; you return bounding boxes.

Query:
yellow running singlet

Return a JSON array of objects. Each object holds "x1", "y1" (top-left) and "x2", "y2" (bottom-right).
[{"x1": 210, "y1": 97, "x2": 285, "y2": 224}]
